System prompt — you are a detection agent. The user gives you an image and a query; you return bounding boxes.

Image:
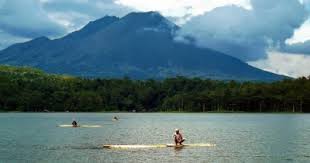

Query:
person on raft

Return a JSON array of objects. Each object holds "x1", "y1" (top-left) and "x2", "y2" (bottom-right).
[
  {"x1": 72, "y1": 120, "x2": 78, "y2": 127},
  {"x1": 174, "y1": 129, "x2": 185, "y2": 145},
  {"x1": 113, "y1": 116, "x2": 119, "y2": 121}
]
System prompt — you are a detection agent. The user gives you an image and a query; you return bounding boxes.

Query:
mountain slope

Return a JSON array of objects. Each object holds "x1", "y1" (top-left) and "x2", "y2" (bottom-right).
[{"x1": 0, "y1": 11, "x2": 285, "y2": 81}]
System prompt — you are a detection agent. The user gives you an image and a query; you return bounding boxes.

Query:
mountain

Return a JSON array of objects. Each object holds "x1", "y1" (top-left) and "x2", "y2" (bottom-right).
[{"x1": 0, "y1": 11, "x2": 285, "y2": 81}]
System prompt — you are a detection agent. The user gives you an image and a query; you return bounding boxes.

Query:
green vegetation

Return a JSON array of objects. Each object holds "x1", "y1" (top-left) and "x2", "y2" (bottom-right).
[{"x1": 0, "y1": 65, "x2": 309, "y2": 112}]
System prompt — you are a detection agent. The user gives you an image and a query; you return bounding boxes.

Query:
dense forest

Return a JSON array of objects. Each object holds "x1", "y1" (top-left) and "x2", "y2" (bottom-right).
[{"x1": 0, "y1": 65, "x2": 310, "y2": 112}]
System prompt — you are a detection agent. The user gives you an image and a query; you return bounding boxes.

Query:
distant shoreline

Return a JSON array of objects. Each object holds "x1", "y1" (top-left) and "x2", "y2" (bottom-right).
[{"x1": 0, "y1": 111, "x2": 307, "y2": 114}]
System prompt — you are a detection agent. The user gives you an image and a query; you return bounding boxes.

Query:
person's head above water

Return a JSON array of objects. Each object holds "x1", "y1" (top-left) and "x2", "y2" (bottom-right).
[{"x1": 175, "y1": 129, "x2": 180, "y2": 134}]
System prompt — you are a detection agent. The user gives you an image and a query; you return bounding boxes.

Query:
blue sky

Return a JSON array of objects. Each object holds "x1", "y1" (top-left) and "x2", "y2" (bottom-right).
[{"x1": 0, "y1": 0, "x2": 310, "y2": 77}]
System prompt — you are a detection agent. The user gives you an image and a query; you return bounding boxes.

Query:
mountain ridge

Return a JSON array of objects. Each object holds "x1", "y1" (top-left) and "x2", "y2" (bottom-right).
[{"x1": 0, "y1": 11, "x2": 286, "y2": 81}]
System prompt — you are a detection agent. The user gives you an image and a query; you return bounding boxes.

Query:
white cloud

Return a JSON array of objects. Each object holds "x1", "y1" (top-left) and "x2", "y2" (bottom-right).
[
  {"x1": 0, "y1": 0, "x2": 66, "y2": 38},
  {"x1": 178, "y1": 0, "x2": 308, "y2": 61},
  {"x1": 47, "y1": 11, "x2": 92, "y2": 32},
  {"x1": 249, "y1": 51, "x2": 310, "y2": 78},
  {"x1": 115, "y1": 0, "x2": 251, "y2": 18},
  {"x1": 0, "y1": 0, "x2": 132, "y2": 48},
  {"x1": 0, "y1": 30, "x2": 29, "y2": 49},
  {"x1": 286, "y1": 0, "x2": 310, "y2": 44},
  {"x1": 286, "y1": 19, "x2": 310, "y2": 44},
  {"x1": 40, "y1": 0, "x2": 132, "y2": 32}
]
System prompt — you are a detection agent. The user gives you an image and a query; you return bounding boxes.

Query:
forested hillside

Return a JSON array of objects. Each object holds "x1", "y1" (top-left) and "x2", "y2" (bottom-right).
[{"x1": 0, "y1": 65, "x2": 309, "y2": 112}]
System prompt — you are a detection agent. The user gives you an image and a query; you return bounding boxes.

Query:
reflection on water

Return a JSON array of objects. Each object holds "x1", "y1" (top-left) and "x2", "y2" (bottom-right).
[{"x1": 0, "y1": 113, "x2": 309, "y2": 162}]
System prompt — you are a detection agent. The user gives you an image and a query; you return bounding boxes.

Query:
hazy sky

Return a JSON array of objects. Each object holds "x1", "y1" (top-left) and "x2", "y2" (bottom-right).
[{"x1": 0, "y1": 0, "x2": 310, "y2": 77}]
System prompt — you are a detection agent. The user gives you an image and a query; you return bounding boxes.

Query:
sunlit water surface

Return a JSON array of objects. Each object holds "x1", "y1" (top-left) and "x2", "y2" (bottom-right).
[{"x1": 0, "y1": 113, "x2": 309, "y2": 162}]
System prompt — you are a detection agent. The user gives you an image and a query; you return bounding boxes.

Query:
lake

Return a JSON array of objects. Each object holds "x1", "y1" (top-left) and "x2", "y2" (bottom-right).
[{"x1": 0, "y1": 113, "x2": 309, "y2": 162}]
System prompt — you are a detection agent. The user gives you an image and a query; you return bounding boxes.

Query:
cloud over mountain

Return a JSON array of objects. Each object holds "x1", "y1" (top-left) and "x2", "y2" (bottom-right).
[
  {"x1": 0, "y1": 0, "x2": 132, "y2": 49},
  {"x1": 0, "y1": 0, "x2": 309, "y2": 77},
  {"x1": 282, "y1": 41, "x2": 310, "y2": 55},
  {"x1": 41, "y1": 0, "x2": 132, "y2": 31},
  {"x1": 178, "y1": 0, "x2": 308, "y2": 61},
  {"x1": 0, "y1": 0, "x2": 66, "y2": 38}
]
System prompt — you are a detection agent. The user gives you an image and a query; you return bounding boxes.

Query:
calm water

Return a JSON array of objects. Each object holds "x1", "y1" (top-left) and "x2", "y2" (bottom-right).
[{"x1": 0, "y1": 113, "x2": 309, "y2": 163}]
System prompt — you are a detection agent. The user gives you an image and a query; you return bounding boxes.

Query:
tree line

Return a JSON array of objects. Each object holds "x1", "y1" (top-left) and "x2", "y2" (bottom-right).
[{"x1": 0, "y1": 65, "x2": 310, "y2": 112}]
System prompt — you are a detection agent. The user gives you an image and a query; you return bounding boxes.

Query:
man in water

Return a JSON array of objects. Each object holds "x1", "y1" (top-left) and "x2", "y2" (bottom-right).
[
  {"x1": 113, "y1": 116, "x2": 118, "y2": 121},
  {"x1": 72, "y1": 120, "x2": 78, "y2": 127},
  {"x1": 174, "y1": 129, "x2": 185, "y2": 145}
]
